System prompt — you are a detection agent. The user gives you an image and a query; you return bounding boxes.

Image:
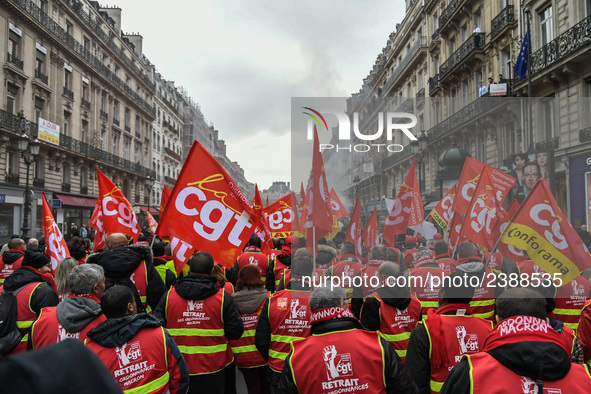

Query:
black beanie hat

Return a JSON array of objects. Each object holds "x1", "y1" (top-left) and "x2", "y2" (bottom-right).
[{"x1": 22, "y1": 250, "x2": 50, "y2": 269}]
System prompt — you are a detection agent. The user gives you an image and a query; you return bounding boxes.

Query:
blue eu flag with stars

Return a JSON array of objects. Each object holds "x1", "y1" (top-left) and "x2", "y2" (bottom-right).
[{"x1": 514, "y1": 21, "x2": 531, "y2": 81}]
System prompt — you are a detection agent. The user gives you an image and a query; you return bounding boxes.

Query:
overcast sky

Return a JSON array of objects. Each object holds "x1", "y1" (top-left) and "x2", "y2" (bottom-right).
[{"x1": 116, "y1": 0, "x2": 406, "y2": 190}]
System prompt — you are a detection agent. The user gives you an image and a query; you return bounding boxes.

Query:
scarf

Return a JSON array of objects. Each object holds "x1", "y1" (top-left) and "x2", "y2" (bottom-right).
[
  {"x1": 484, "y1": 315, "x2": 568, "y2": 355},
  {"x1": 310, "y1": 307, "x2": 355, "y2": 325},
  {"x1": 427, "y1": 303, "x2": 472, "y2": 369},
  {"x1": 278, "y1": 245, "x2": 292, "y2": 259},
  {"x1": 244, "y1": 246, "x2": 261, "y2": 252},
  {"x1": 367, "y1": 259, "x2": 388, "y2": 267},
  {"x1": 69, "y1": 293, "x2": 101, "y2": 304},
  {"x1": 414, "y1": 253, "x2": 438, "y2": 268},
  {"x1": 458, "y1": 255, "x2": 483, "y2": 265}
]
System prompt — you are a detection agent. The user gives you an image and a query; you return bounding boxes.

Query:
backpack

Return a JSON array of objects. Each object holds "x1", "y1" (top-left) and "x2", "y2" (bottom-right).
[{"x1": 0, "y1": 290, "x2": 21, "y2": 355}]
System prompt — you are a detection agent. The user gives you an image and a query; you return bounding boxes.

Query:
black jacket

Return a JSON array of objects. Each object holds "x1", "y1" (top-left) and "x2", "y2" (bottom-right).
[
  {"x1": 360, "y1": 284, "x2": 413, "y2": 331},
  {"x1": 441, "y1": 334, "x2": 573, "y2": 393},
  {"x1": 277, "y1": 317, "x2": 418, "y2": 394},
  {"x1": 3, "y1": 267, "x2": 59, "y2": 318},
  {"x1": 154, "y1": 274, "x2": 243, "y2": 341},
  {"x1": 1, "y1": 250, "x2": 24, "y2": 265},
  {"x1": 266, "y1": 253, "x2": 291, "y2": 292},
  {"x1": 87, "y1": 314, "x2": 189, "y2": 394},
  {"x1": 87, "y1": 245, "x2": 166, "y2": 313}
]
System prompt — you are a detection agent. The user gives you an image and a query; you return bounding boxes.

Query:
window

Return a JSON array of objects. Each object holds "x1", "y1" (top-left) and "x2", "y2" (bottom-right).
[
  {"x1": 451, "y1": 89, "x2": 458, "y2": 113},
  {"x1": 542, "y1": 97, "x2": 555, "y2": 141},
  {"x1": 477, "y1": 135, "x2": 486, "y2": 162},
  {"x1": 66, "y1": 21, "x2": 73, "y2": 36},
  {"x1": 460, "y1": 24, "x2": 467, "y2": 43},
  {"x1": 500, "y1": 49, "x2": 510, "y2": 80},
  {"x1": 112, "y1": 134, "x2": 119, "y2": 155},
  {"x1": 135, "y1": 146, "x2": 140, "y2": 164},
  {"x1": 587, "y1": 0, "x2": 591, "y2": 17},
  {"x1": 113, "y1": 100, "x2": 120, "y2": 121},
  {"x1": 101, "y1": 91, "x2": 107, "y2": 112},
  {"x1": 63, "y1": 112, "x2": 70, "y2": 136},
  {"x1": 125, "y1": 108, "x2": 131, "y2": 129},
  {"x1": 34, "y1": 97, "x2": 44, "y2": 120},
  {"x1": 82, "y1": 80, "x2": 89, "y2": 101},
  {"x1": 135, "y1": 115, "x2": 140, "y2": 135},
  {"x1": 6, "y1": 83, "x2": 18, "y2": 114},
  {"x1": 102, "y1": 54, "x2": 108, "y2": 66},
  {"x1": 36, "y1": 0, "x2": 48, "y2": 13},
  {"x1": 35, "y1": 47, "x2": 46, "y2": 75},
  {"x1": 100, "y1": 130, "x2": 107, "y2": 151},
  {"x1": 474, "y1": 11, "x2": 482, "y2": 29},
  {"x1": 64, "y1": 67, "x2": 72, "y2": 90},
  {"x1": 503, "y1": 122, "x2": 516, "y2": 158},
  {"x1": 461, "y1": 81, "x2": 469, "y2": 105},
  {"x1": 83, "y1": 37, "x2": 90, "y2": 51},
  {"x1": 81, "y1": 120, "x2": 88, "y2": 143},
  {"x1": 33, "y1": 157, "x2": 43, "y2": 180},
  {"x1": 448, "y1": 38, "x2": 456, "y2": 54},
  {"x1": 115, "y1": 65, "x2": 120, "y2": 78},
  {"x1": 8, "y1": 29, "x2": 21, "y2": 58},
  {"x1": 498, "y1": 0, "x2": 508, "y2": 10},
  {"x1": 124, "y1": 138, "x2": 131, "y2": 160},
  {"x1": 6, "y1": 151, "x2": 17, "y2": 176},
  {"x1": 539, "y1": 6, "x2": 554, "y2": 46},
  {"x1": 434, "y1": 56, "x2": 440, "y2": 74},
  {"x1": 126, "y1": 76, "x2": 131, "y2": 87},
  {"x1": 80, "y1": 169, "x2": 87, "y2": 189},
  {"x1": 433, "y1": 14, "x2": 439, "y2": 31},
  {"x1": 474, "y1": 70, "x2": 483, "y2": 96}
]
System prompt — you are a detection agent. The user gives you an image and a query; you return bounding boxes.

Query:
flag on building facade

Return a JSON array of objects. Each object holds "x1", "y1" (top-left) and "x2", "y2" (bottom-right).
[{"x1": 515, "y1": 20, "x2": 531, "y2": 81}]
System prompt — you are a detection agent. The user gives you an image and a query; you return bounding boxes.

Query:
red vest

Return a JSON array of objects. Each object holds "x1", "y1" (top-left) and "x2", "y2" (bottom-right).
[
  {"x1": 222, "y1": 281, "x2": 234, "y2": 295},
  {"x1": 281, "y1": 268, "x2": 325, "y2": 290},
  {"x1": 11, "y1": 282, "x2": 45, "y2": 354},
  {"x1": 404, "y1": 249, "x2": 418, "y2": 267},
  {"x1": 580, "y1": 299, "x2": 591, "y2": 363},
  {"x1": 86, "y1": 327, "x2": 171, "y2": 394},
  {"x1": 273, "y1": 259, "x2": 289, "y2": 290},
  {"x1": 360, "y1": 261, "x2": 387, "y2": 298},
  {"x1": 229, "y1": 294, "x2": 268, "y2": 368},
  {"x1": 331, "y1": 260, "x2": 364, "y2": 299},
  {"x1": 466, "y1": 352, "x2": 591, "y2": 393},
  {"x1": 468, "y1": 268, "x2": 496, "y2": 322},
  {"x1": 30, "y1": 305, "x2": 105, "y2": 349},
  {"x1": 237, "y1": 251, "x2": 269, "y2": 282},
  {"x1": 288, "y1": 329, "x2": 387, "y2": 394},
  {"x1": 267, "y1": 289, "x2": 311, "y2": 372},
  {"x1": 435, "y1": 255, "x2": 458, "y2": 272},
  {"x1": 423, "y1": 312, "x2": 493, "y2": 393},
  {"x1": 370, "y1": 294, "x2": 421, "y2": 362},
  {"x1": 130, "y1": 261, "x2": 150, "y2": 313},
  {"x1": 409, "y1": 267, "x2": 449, "y2": 315},
  {"x1": 0, "y1": 251, "x2": 24, "y2": 283},
  {"x1": 164, "y1": 287, "x2": 232, "y2": 375},
  {"x1": 483, "y1": 252, "x2": 503, "y2": 273},
  {"x1": 552, "y1": 276, "x2": 591, "y2": 331}
]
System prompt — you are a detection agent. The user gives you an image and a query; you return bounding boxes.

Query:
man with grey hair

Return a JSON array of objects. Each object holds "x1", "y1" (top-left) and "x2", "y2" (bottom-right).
[
  {"x1": 278, "y1": 286, "x2": 417, "y2": 393},
  {"x1": 28, "y1": 264, "x2": 106, "y2": 349}
]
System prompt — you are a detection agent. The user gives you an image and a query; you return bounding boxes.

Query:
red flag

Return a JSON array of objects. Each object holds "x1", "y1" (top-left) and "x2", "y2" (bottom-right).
[
  {"x1": 160, "y1": 185, "x2": 172, "y2": 213},
  {"x1": 252, "y1": 184, "x2": 273, "y2": 254},
  {"x1": 458, "y1": 169, "x2": 501, "y2": 251},
  {"x1": 266, "y1": 195, "x2": 269, "y2": 208},
  {"x1": 147, "y1": 211, "x2": 158, "y2": 235},
  {"x1": 169, "y1": 236, "x2": 197, "y2": 275},
  {"x1": 500, "y1": 178, "x2": 591, "y2": 283},
  {"x1": 263, "y1": 193, "x2": 299, "y2": 238},
  {"x1": 496, "y1": 200, "x2": 526, "y2": 262},
  {"x1": 429, "y1": 184, "x2": 457, "y2": 234},
  {"x1": 328, "y1": 189, "x2": 349, "y2": 219},
  {"x1": 363, "y1": 208, "x2": 379, "y2": 251},
  {"x1": 299, "y1": 182, "x2": 306, "y2": 211},
  {"x1": 96, "y1": 169, "x2": 142, "y2": 242},
  {"x1": 383, "y1": 158, "x2": 423, "y2": 246},
  {"x1": 89, "y1": 199, "x2": 106, "y2": 251},
  {"x1": 156, "y1": 141, "x2": 255, "y2": 268},
  {"x1": 344, "y1": 195, "x2": 362, "y2": 257},
  {"x1": 41, "y1": 192, "x2": 69, "y2": 271}
]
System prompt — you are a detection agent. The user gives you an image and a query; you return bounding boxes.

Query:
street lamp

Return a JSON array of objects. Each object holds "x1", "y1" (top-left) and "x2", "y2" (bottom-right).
[
  {"x1": 18, "y1": 133, "x2": 40, "y2": 241},
  {"x1": 145, "y1": 175, "x2": 154, "y2": 225},
  {"x1": 411, "y1": 130, "x2": 429, "y2": 191}
]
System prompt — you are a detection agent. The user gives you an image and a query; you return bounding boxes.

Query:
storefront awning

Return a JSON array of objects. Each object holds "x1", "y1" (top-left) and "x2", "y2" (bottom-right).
[
  {"x1": 139, "y1": 206, "x2": 160, "y2": 215},
  {"x1": 53, "y1": 193, "x2": 97, "y2": 208}
]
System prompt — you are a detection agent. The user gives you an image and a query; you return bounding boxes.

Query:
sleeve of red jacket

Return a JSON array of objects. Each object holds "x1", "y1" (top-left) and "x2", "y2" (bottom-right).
[
  {"x1": 164, "y1": 328, "x2": 189, "y2": 394},
  {"x1": 579, "y1": 304, "x2": 591, "y2": 362}
]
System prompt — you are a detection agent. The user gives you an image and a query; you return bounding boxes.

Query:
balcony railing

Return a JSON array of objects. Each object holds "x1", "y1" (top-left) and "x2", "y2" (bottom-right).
[
  {"x1": 491, "y1": 5, "x2": 515, "y2": 39},
  {"x1": 531, "y1": 15, "x2": 591, "y2": 76},
  {"x1": 5, "y1": 173, "x2": 19, "y2": 185},
  {"x1": 7, "y1": 53, "x2": 24, "y2": 69},
  {"x1": 135, "y1": 131, "x2": 141, "y2": 139},
  {"x1": 61, "y1": 183, "x2": 71, "y2": 192},
  {"x1": 382, "y1": 37, "x2": 428, "y2": 94},
  {"x1": 439, "y1": 0, "x2": 464, "y2": 32},
  {"x1": 164, "y1": 175, "x2": 176, "y2": 185},
  {"x1": 33, "y1": 178, "x2": 44, "y2": 188},
  {"x1": 580, "y1": 127, "x2": 591, "y2": 143},
  {"x1": 100, "y1": 110, "x2": 108, "y2": 120},
  {"x1": 7, "y1": 0, "x2": 155, "y2": 117},
  {"x1": 164, "y1": 147, "x2": 182, "y2": 161},
  {"x1": 63, "y1": 87, "x2": 74, "y2": 100},
  {"x1": 416, "y1": 88, "x2": 425, "y2": 98},
  {"x1": 80, "y1": 186, "x2": 88, "y2": 195},
  {"x1": 439, "y1": 33, "x2": 485, "y2": 79},
  {"x1": 428, "y1": 74, "x2": 440, "y2": 94},
  {"x1": 113, "y1": 118, "x2": 120, "y2": 127},
  {"x1": 35, "y1": 69, "x2": 48, "y2": 84},
  {"x1": 81, "y1": 98, "x2": 91, "y2": 109}
]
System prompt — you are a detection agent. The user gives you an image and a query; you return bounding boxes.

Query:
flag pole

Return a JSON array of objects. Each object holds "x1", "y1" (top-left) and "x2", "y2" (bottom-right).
[
  {"x1": 525, "y1": 7, "x2": 533, "y2": 153},
  {"x1": 312, "y1": 226, "x2": 316, "y2": 265}
]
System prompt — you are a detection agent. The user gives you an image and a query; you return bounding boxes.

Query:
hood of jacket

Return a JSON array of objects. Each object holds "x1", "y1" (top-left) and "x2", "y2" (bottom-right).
[
  {"x1": 455, "y1": 260, "x2": 485, "y2": 275},
  {"x1": 316, "y1": 244, "x2": 337, "y2": 266},
  {"x1": 86, "y1": 245, "x2": 152, "y2": 279},
  {"x1": 174, "y1": 274, "x2": 220, "y2": 300},
  {"x1": 375, "y1": 284, "x2": 412, "y2": 310},
  {"x1": 56, "y1": 296, "x2": 103, "y2": 333},
  {"x1": 87, "y1": 313, "x2": 161, "y2": 347},
  {"x1": 311, "y1": 316, "x2": 361, "y2": 335},
  {"x1": 232, "y1": 287, "x2": 268, "y2": 314},
  {"x1": 2, "y1": 250, "x2": 24, "y2": 265},
  {"x1": 4, "y1": 266, "x2": 49, "y2": 292}
]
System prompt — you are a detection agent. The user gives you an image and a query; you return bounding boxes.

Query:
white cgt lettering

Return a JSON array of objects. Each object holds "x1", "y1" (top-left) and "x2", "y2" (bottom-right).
[
  {"x1": 530, "y1": 203, "x2": 568, "y2": 250},
  {"x1": 102, "y1": 197, "x2": 139, "y2": 234}
]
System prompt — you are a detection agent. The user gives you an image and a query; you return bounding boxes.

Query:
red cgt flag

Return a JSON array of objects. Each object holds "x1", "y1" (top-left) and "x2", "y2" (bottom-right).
[
  {"x1": 160, "y1": 185, "x2": 172, "y2": 213},
  {"x1": 458, "y1": 168, "x2": 501, "y2": 251},
  {"x1": 495, "y1": 200, "x2": 526, "y2": 262},
  {"x1": 263, "y1": 192, "x2": 299, "y2": 238},
  {"x1": 89, "y1": 198, "x2": 106, "y2": 251},
  {"x1": 383, "y1": 158, "x2": 423, "y2": 246},
  {"x1": 363, "y1": 208, "x2": 379, "y2": 252},
  {"x1": 252, "y1": 184, "x2": 273, "y2": 255},
  {"x1": 329, "y1": 189, "x2": 349, "y2": 219},
  {"x1": 96, "y1": 168, "x2": 142, "y2": 242},
  {"x1": 41, "y1": 192, "x2": 69, "y2": 271},
  {"x1": 500, "y1": 178, "x2": 591, "y2": 283},
  {"x1": 344, "y1": 195, "x2": 362, "y2": 257},
  {"x1": 429, "y1": 184, "x2": 457, "y2": 234},
  {"x1": 147, "y1": 211, "x2": 158, "y2": 235},
  {"x1": 157, "y1": 141, "x2": 255, "y2": 269}
]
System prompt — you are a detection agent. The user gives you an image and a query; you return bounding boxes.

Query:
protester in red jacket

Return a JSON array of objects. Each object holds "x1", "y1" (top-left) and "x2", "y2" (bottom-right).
[{"x1": 0, "y1": 238, "x2": 26, "y2": 284}]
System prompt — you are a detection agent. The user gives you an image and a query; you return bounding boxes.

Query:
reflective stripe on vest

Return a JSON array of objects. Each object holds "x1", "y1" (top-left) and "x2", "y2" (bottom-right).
[
  {"x1": 124, "y1": 371, "x2": 169, "y2": 394},
  {"x1": 229, "y1": 296, "x2": 268, "y2": 368}
]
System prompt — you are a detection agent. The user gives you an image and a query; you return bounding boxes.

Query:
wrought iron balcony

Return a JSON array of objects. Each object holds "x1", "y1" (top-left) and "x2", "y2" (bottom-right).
[
  {"x1": 535, "y1": 137, "x2": 559, "y2": 151},
  {"x1": 7, "y1": 53, "x2": 24, "y2": 69},
  {"x1": 35, "y1": 69, "x2": 48, "y2": 84},
  {"x1": 100, "y1": 110, "x2": 108, "y2": 120},
  {"x1": 33, "y1": 178, "x2": 44, "y2": 188},
  {"x1": 113, "y1": 118, "x2": 120, "y2": 127},
  {"x1": 531, "y1": 15, "x2": 591, "y2": 76},
  {"x1": 491, "y1": 5, "x2": 515, "y2": 39},
  {"x1": 439, "y1": 33, "x2": 485, "y2": 79},
  {"x1": 5, "y1": 173, "x2": 19, "y2": 185},
  {"x1": 164, "y1": 175, "x2": 176, "y2": 185},
  {"x1": 80, "y1": 186, "x2": 88, "y2": 195},
  {"x1": 81, "y1": 98, "x2": 91, "y2": 109},
  {"x1": 63, "y1": 87, "x2": 74, "y2": 100},
  {"x1": 580, "y1": 127, "x2": 591, "y2": 143},
  {"x1": 428, "y1": 74, "x2": 440, "y2": 95},
  {"x1": 439, "y1": 0, "x2": 464, "y2": 31},
  {"x1": 382, "y1": 36, "x2": 428, "y2": 95},
  {"x1": 61, "y1": 183, "x2": 71, "y2": 192},
  {"x1": 164, "y1": 147, "x2": 182, "y2": 161}
]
